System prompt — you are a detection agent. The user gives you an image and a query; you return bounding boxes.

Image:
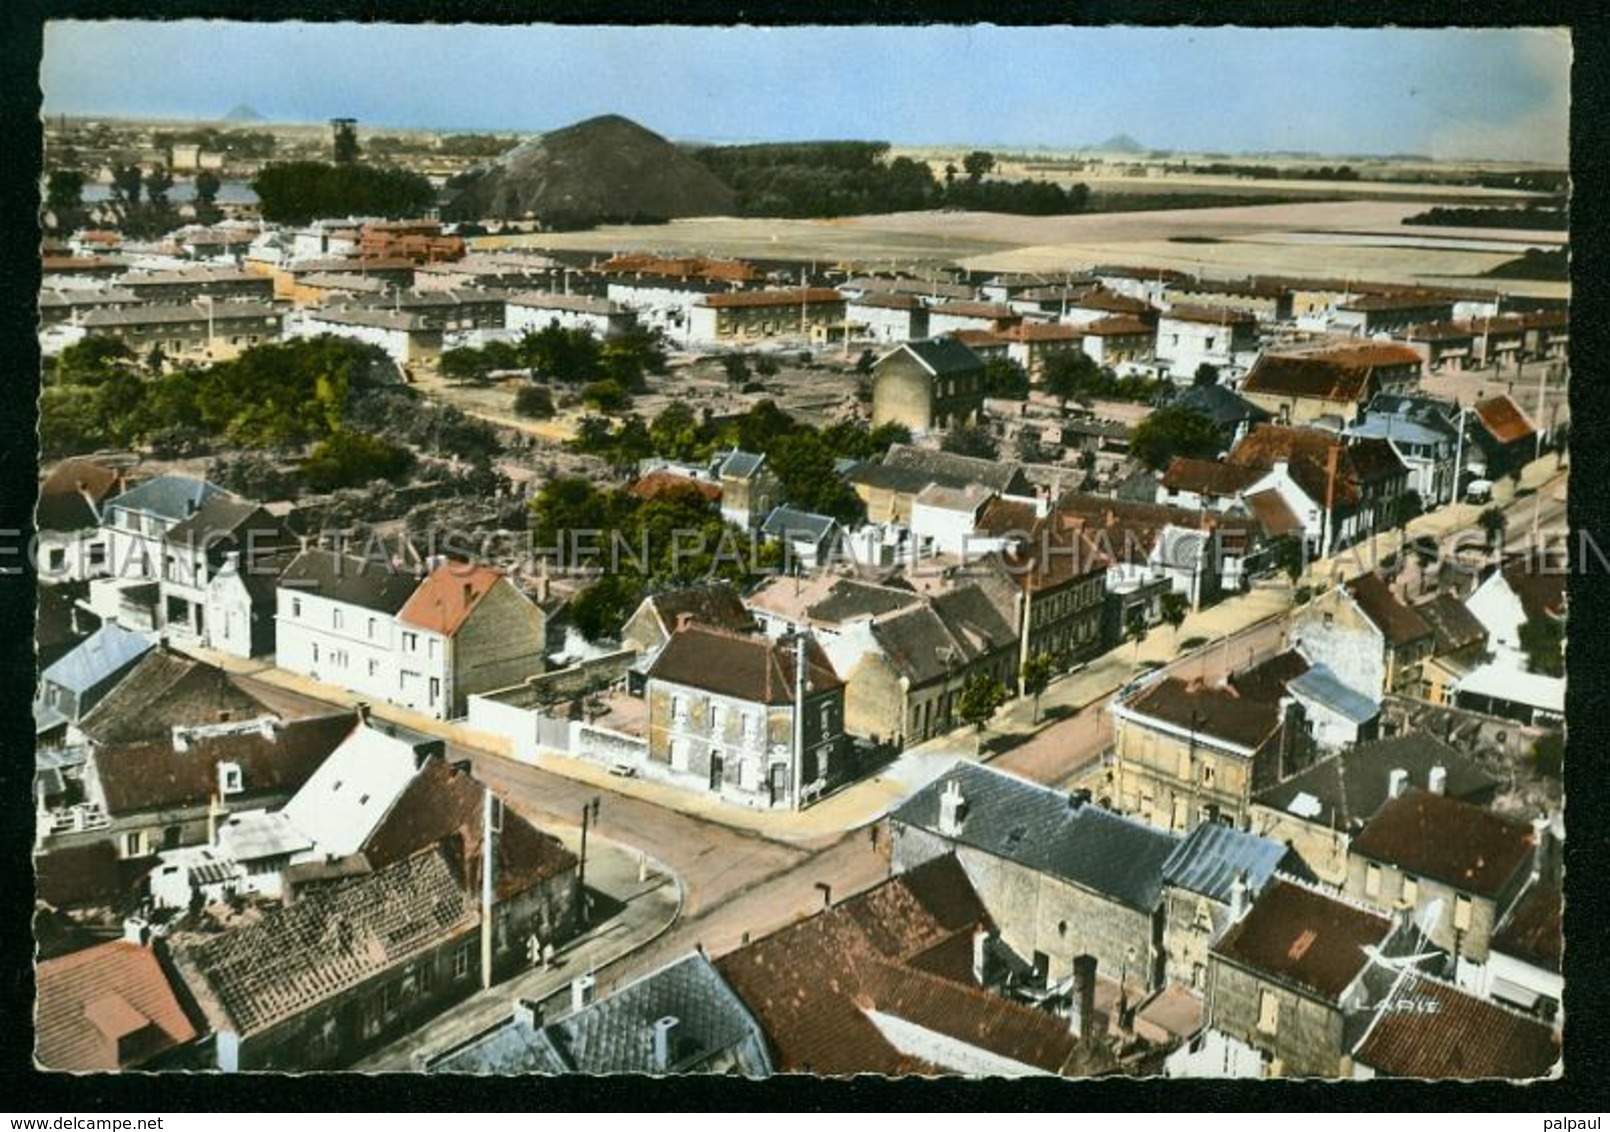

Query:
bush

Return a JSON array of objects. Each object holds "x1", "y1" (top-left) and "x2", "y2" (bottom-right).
[
  {"x1": 300, "y1": 430, "x2": 415, "y2": 493},
  {"x1": 514, "y1": 385, "x2": 556, "y2": 419},
  {"x1": 580, "y1": 379, "x2": 631, "y2": 413}
]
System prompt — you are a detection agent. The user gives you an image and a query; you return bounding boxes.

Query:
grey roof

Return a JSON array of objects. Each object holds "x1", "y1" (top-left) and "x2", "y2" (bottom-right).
[
  {"x1": 506, "y1": 290, "x2": 622, "y2": 316},
  {"x1": 278, "y1": 549, "x2": 420, "y2": 615},
  {"x1": 1346, "y1": 417, "x2": 1450, "y2": 448},
  {"x1": 1286, "y1": 663, "x2": 1380, "y2": 724},
  {"x1": 1253, "y1": 733, "x2": 1500, "y2": 832},
  {"x1": 1161, "y1": 822, "x2": 1294, "y2": 903},
  {"x1": 930, "y1": 585, "x2": 1018, "y2": 655},
  {"x1": 805, "y1": 579, "x2": 921, "y2": 625},
  {"x1": 870, "y1": 606, "x2": 973, "y2": 685},
  {"x1": 305, "y1": 306, "x2": 433, "y2": 332},
  {"x1": 215, "y1": 810, "x2": 314, "y2": 862},
  {"x1": 80, "y1": 302, "x2": 281, "y2": 328},
  {"x1": 39, "y1": 622, "x2": 154, "y2": 696},
  {"x1": 1169, "y1": 384, "x2": 1271, "y2": 427},
  {"x1": 430, "y1": 953, "x2": 772, "y2": 1076},
  {"x1": 106, "y1": 475, "x2": 232, "y2": 523},
  {"x1": 889, "y1": 762, "x2": 1180, "y2": 911},
  {"x1": 718, "y1": 450, "x2": 767, "y2": 480},
  {"x1": 761, "y1": 506, "x2": 837, "y2": 543},
  {"x1": 885, "y1": 336, "x2": 984, "y2": 377},
  {"x1": 847, "y1": 444, "x2": 1029, "y2": 498},
  {"x1": 1361, "y1": 393, "x2": 1462, "y2": 439},
  {"x1": 164, "y1": 498, "x2": 287, "y2": 548}
]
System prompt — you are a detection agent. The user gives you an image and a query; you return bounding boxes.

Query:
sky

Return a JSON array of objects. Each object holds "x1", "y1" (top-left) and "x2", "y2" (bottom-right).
[{"x1": 40, "y1": 23, "x2": 1571, "y2": 164}]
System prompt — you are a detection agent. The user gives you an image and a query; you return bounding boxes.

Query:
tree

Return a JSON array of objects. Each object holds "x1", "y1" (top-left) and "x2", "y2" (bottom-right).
[
  {"x1": 1042, "y1": 350, "x2": 1104, "y2": 407},
  {"x1": 1478, "y1": 506, "x2": 1508, "y2": 552},
  {"x1": 1518, "y1": 616, "x2": 1565, "y2": 678},
  {"x1": 1530, "y1": 730, "x2": 1563, "y2": 779},
  {"x1": 944, "y1": 163, "x2": 958, "y2": 189},
  {"x1": 1020, "y1": 653, "x2": 1057, "y2": 724},
  {"x1": 962, "y1": 151, "x2": 996, "y2": 183},
  {"x1": 110, "y1": 164, "x2": 143, "y2": 207},
  {"x1": 721, "y1": 352, "x2": 751, "y2": 387},
  {"x1": 1014, "y1": 430, "x2": 1049, "y2": 464},
  {"x1": 753, "y1": 353, "x2": 780, "y2": 378},
  {"x1": 194, "y1": 169, "x2": 222, "y2": 204},
  {"x1": 143, "y1": 164, "x2": 174, "y2": 207},
  {"x1": 1126, "y1": 613, "x2": 1149, "y2": 660},
  {"x1": 438, "y1": 346, "x2": 493, "y2": 386},
  {"x1": 1193, "y1": 362, "x2": 1221, "y2": 387},
  {"x1": 983, "y1": 357, "x2": 1029, "y2": 400},
  {"x1": 1129, "y1": 405, "x2": 1223, "y2": 470},
  {"x1": 513, "y1": 385, "x2": 555, "y2": 419},
  {"x1": 581, "y1": 379, "x2": 631, "y2": 413},
  {"x1": 45, "y1": 169, "x2": 85, "y2": 226},
  {"x1": 649, "y1": 401, "x2": 701, "y2": 460},
  {"x1": 941, "y1": 424, "x2": 999, "y2": 460},
  {"x1": 1159, "y1": 591, "x2": 1189, "y2": 643},
  {"x1": 855, "y1": 349, "x2": 876, "y2": 376},
  {"x1": 333, "y1": 120, "x2": 361, "y2": 165},
  {"x1": 300, "y1": 430, "x2": 415, "y2": 493},
  {"x1": 250, "y1": 161, "x2": 434, "y2": 225},
  {"x1": 956, "y1": 671, "x2": 1008, "y2": 752}
]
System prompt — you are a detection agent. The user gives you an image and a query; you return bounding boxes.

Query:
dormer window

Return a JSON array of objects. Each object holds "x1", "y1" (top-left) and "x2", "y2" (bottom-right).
[{"x1": 218, "y1": 761, "x2": 244, "y2": 796}]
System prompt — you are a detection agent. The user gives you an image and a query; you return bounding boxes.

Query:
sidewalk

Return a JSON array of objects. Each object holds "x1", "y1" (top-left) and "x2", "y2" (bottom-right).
[{"x1": 349, "y1": 829, "x2": 681, "y2": 1071}]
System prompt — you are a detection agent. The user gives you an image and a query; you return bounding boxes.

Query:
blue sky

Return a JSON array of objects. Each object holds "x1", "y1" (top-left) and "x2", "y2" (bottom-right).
[{"x1": 41, "y1": 23, "x2": 1570, "y2": 162}]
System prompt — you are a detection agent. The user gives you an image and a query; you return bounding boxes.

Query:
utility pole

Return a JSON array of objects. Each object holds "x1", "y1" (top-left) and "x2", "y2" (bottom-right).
[
  {"x1": 792, "y1": 633, "x2": 807, "y2": 812},
  {"x1": 480, "y1": 786, "x2": 498, "y2": 990},
  {"x1": 577, "y1": 800, "x2": 589, "y2": 925},
  {"x1": 1534, "y1": 360, "x2": 1548, "y2": 464},
  {"x1": 1451, "y1": 402, "x2": 1466, "y2": 508}
]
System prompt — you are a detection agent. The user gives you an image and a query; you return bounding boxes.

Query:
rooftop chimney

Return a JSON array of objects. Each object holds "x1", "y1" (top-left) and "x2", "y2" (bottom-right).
[
  {"x1": 971, "y1": 925, "x2": 991, "y2": 986},
  {"x1": 1531, "y1": 816, "x2": 1552, "y2": 881},
  {"x1": 354, "y1": 701, "x2": 371, "y2": 725},
  {"x1": 938, "y1": 779, "x2": 967, "y2": 837},
  {"x1": 122, "y1": 916, "x2": 153, "y2": 947},
  {"x1": 571, "y1": 973, "x2": 596, "y2": 1014},
  {"x1": 1228, "y1": 870, "x2": 1250, "y2": 921},
  {"x1": 651, "y1": 1015, "x2": 680, "y2": 1073},
  {"x1": 1071, "y1": 954, "x2": 1098, "y2": 1045},
  {"x1": 512, "y1": 998, "x2": 543, "y2": 1032},
  {"x1": 1427, "y1": 764, "x2": 1448, "y2": 796},
  {"x1": 675, "y1": 611, "x2": 696, "y2": 634},
  {"x1": 1387, "y1": 767, "x2": 1409, "y2": 799}
]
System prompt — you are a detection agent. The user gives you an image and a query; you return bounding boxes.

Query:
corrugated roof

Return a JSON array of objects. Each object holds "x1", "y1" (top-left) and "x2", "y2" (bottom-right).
[
  {"x1": 889, "y1": 762, "x2": 1179, "y2": 911},
  {"x1": 35, "y1": 941, "x2": 197, "y2": 1070},
  {"x1": 1212, "y1": 880, "x2": 1391, "y2": 1002},
  {"x1": 1353, "y1": 972, "x2": 1558, "y2": 1079},
  {"x1": 1286, "y1": 663, "x2": 1380, "y2": 724},
  {"x1": 1161, "y1": 823, "x2": 1293, "y2": 903}
]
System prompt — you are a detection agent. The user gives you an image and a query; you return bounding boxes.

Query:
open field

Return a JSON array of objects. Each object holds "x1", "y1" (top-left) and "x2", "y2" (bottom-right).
[{"x1": 479, "y1": 199, "x2": 1567, "y2": 296}]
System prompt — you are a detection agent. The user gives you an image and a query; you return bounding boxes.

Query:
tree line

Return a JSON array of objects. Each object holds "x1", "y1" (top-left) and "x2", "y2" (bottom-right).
[{"x1": 250, "y1": 161, "x2": 437, "y2": 225}]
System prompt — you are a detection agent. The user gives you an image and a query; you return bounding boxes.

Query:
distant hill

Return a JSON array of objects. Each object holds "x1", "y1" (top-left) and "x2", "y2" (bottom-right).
[
  {"x1": 1094, "y1": 133, "x2": 1145, "y2": 154},
  {"x1": 443, "y1": 113, "x2": 736, "y2": 227},
  {"x1": 223, "y1": 104, "x2": 264, "y2": 123}
]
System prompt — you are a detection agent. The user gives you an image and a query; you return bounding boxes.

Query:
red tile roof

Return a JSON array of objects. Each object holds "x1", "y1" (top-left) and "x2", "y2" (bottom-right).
[
  {"x1": 1242, "y1": 355, "x2": 1376, "y2": 403},
  {"x1": 1002, "y1": 321, "x2": 1083, "y2": 343},
  {"x1": 701, "y1": 288, "x2": 843, "y2": 309},
  {"x1": 950, "y1": 329, "x2": 1006, "y2": 348},
  {"x1": 1227, "y1": 425, "x2": 1407, "y2": 509},
  {"x1": 1160, "y1": 457, "x2": 1265, "y2": 497},
  {"x1": 1354, "y1": 972, "x2": 1558, "y2": 1079},
  {"x1": 1491, "y1": 880, "x2": 1561, "y2": 972},
  {"x1": 1124, "y1": 677, "x2": 1284, "y2": 751},
  {"x1": 1081, "y1": 315, "x2": 1154, "y2": 337},
  {"x1": 1243, "y1": 489, "x2": 1304, "y2": 538},
  {"x1": 1161, "y1": 304, "x2": 1256, "y2": 326},
  {"x1": 929, "y1": 300, "x2": 1020, "y2": 320},
  {"x1": 1213, "y1": 880, "x2": 1392, "y2": 1002},
  {"x1": 1350, "y1": 788, "x2": 1535, "y2": 899},
  {"x1": 627, "y1": 471, "x2": 722, "y2": 503},
  {"x1": 1473, "y1": 394, "x2": 1537, "y2": 445},
  {"x1": 1340, "y1": 291, "x2": 1455, "y2": 312},
  {"x1": 1346, "y1": 573, "x2": 1433, "y2": 647},
  {"x1": 396, "y1": 562, "x2": 506, "y2": 636},
  {"x1": 1312, "y1": 343, "x2": 1424, "y2": 369},
  {"x1": 1500, "y1": 554, "x2": 1567, "y2": 626},
  {"x1": 1073, "y1": 290, "x2": 1154, "y2": 315},
  {"x1": 35, "y1": 941, "x2": 197, "y2": 1070}
]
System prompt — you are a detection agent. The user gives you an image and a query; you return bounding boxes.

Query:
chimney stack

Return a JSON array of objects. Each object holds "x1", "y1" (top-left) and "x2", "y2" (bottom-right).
[
  {"x1": 1531, "y1": 816, "x2": 1552, "y2": 881},
  {"x1": 938, "y1": 779, "x2": 967, "y2": 837},
  {"x1": 675, "y1": 611, "x2": 696, "y2": 634},
  {"x1": 1387, "y1": 767, "x2": 1409, "y2": 799},
  {"x1": 512, "y1": 998, "x2": 543, "y2": 1031},
  {"x1": 354, "y1": 701, "x2": 371, "y2": 725},
  {"x1": 651, "y1": 1016, "x2": 680, "y2": 1073},
  {"x1": 571, "y1": 973, "x2": 596, "y2": 1014},
  {"x1": 1428, "y1": 765, "x2": 1448, "y2": 796},
  {"x1": 1071, "y1": 954, "x2": 1098, "y2": 1045},
  {"x1": 972, "y1": 925, "x2": 991, "y2": 986},
  {"x1": 122, "y1": 916, "x2": 152, "y2": 947},
  {"x1": 1229, "y1": 870, "x2": 1250, "y2": 921}
]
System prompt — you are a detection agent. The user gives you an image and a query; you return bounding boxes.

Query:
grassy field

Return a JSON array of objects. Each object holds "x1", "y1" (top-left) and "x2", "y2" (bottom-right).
[{"x1": 476, "y1": 198, "x2": 1569, "y2": 297}]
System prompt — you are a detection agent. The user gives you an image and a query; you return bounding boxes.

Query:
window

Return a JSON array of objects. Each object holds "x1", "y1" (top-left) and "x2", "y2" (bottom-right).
[
  {"x1": 1257, "y1": 990, "x2": 1280, "y2": 1035},
  {"x1": 403, "y1": 631, "x2": 418, "y2": 651},
  {"x1": 429, "y1": 677, "x2": 441, "y2": 703},
  {"x1": 1454, "y1": 895, "x2": 1473, "y2": 932},
  {"x1": 333, "y1": 609, "x2": 343, "y2": 630},
  {"x1": 673, "y1": 695, "x2": 688, "y2": 724},
  {"x1": 709, "y1": 702, "x2": 726, "y2": 733},
  {"x1": 454, "y1": 945, "x2": 472, "y2": 980},
  {"x1": 292, "y1": 597, "x2": 302, "y2": 618},
  {"x1": 382, "y1": 983, "x2": 399, "y2": 1017},
  {"x1": 1365, "y1": 863, "x2": 1382, "y2": 898},
  {"x1": 311, "y1": 643, "x2": 320, "y2": 664},
  {"x1": 368, "y1": 617, "x2": 378, "y2": 640},
  {"x1": 418, "y1": 962, "x2": 435, "y2": 995},
  {"x1": 1201, "y1": 763, "x2": 1216, "y2": 787},
  {"x1": 123, "y1": 830, "x2": 147, "y2": 858},
  {"x1": 368, "y1": 658, "x2": 380, "y2": 677},
  {"x1": 219, "y1": 762, "x2": 244, "y2": 796}
]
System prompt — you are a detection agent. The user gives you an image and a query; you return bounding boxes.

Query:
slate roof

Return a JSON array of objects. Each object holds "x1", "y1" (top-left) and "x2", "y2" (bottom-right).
[
  {"x1": 362, "y1": 757, "x2": 577, "y2": 902},
  {"x1": 1286, "y1": 663, "x2": 1380, "y2": 724},
  {"x1": 761, "y1": 506, "x2": 837, "y2": 543},
  {"x1": 91, "y1": 713, "x2": 356, "y2": 816},
  {"x1": 162, "y1": 498, "x2": 289, "y2": 551},
  {"x1": 883, "y1": 337, "x2": 984, "y2": 377},
  {"x1": 1212, "y1": 880, "x2": 1392, "y2": 1002},
  {"x1": 1162, "y1": 823, "x2": 1295, "y2": 904},
  {"x1": 1350, "y1": 788, "x2": 1535, "y2": 899},
  {"x1": 39, "y1": 622, "x2": 153, "y2": 696},
  {"x1": 868, "y1": 593, "x2": 1013, "y2": 688},
  {"x1": 1353, "y1": 972, "x2": 1559, "y2": 1079},
  {"x1": 1170, "y1": 384, "x2": 1271, "y2": 428},
  {"x1": 929, "y1": 585, "x2": 1019, "y2": 656},
  {"x1": 647, "y1": 626, "x2": 841, "y2": 705},
  {"x1": 105, "y1": 474, "x2": 231, "y2": 523},
  {"x1": 1491, "y1": 880, "x2": 1561, "y2": 973},
  {"x1": 522, "y1": 953, "x2": 771, "y2": 1076},
  {"x1": 278, "y1": 548, "x2": 420, "y2": 615},
  {"x1": 889, "y1": 762, "x2": 1180, "y2": 912},
  {"x1": 35, "y1": 941, "x2": 198, "y2": 1071},
  {"x1": 847, "y1": 444, "x2": 1029, "y2": 498},
  {"x1": 168, "y1": 846, "x2": 477, "y2": 1038},
  {"x1": 37, "y1": 458, "x2": 125, "y2": 532},
  {"x1": 1346, "y1": 573, "x2": 1433, "y2": 647},
  {"x1": 76, "y1": 648, "x2": 282, "y2": 747},
  {"x1": 716, "y1": 855, "x2": 1080, "y2": 1076},
  {"x1": 717, "y1": 449, "x2": 767, "y2": 479},
  {"x1": 1121, "y1": 677, "x2": 1284, "y2": 752},
  {"x1": 1252, "y1": 733, "x2": 1499, "y2": 832},
  {"x1": 1228, "y1": 649, "x2": 1311, "y2": 702}
]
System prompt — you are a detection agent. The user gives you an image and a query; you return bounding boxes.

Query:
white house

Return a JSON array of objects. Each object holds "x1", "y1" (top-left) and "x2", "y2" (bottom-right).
[
  {"x1": 844, "y1": 294, "x2": 930, "y2": 344},
  {"x1": 1154, "y1": 306, "x2": 1260, "y2": 383},
  {"x1": 505, "y1": 291, "x2": 637, "y2": 340},
  {"x1": 275, "y1": 548, "x2": 422, "y2": 707},
  {"x1": 909, "y1": 482, "x2": 995, "y2": 559}
]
